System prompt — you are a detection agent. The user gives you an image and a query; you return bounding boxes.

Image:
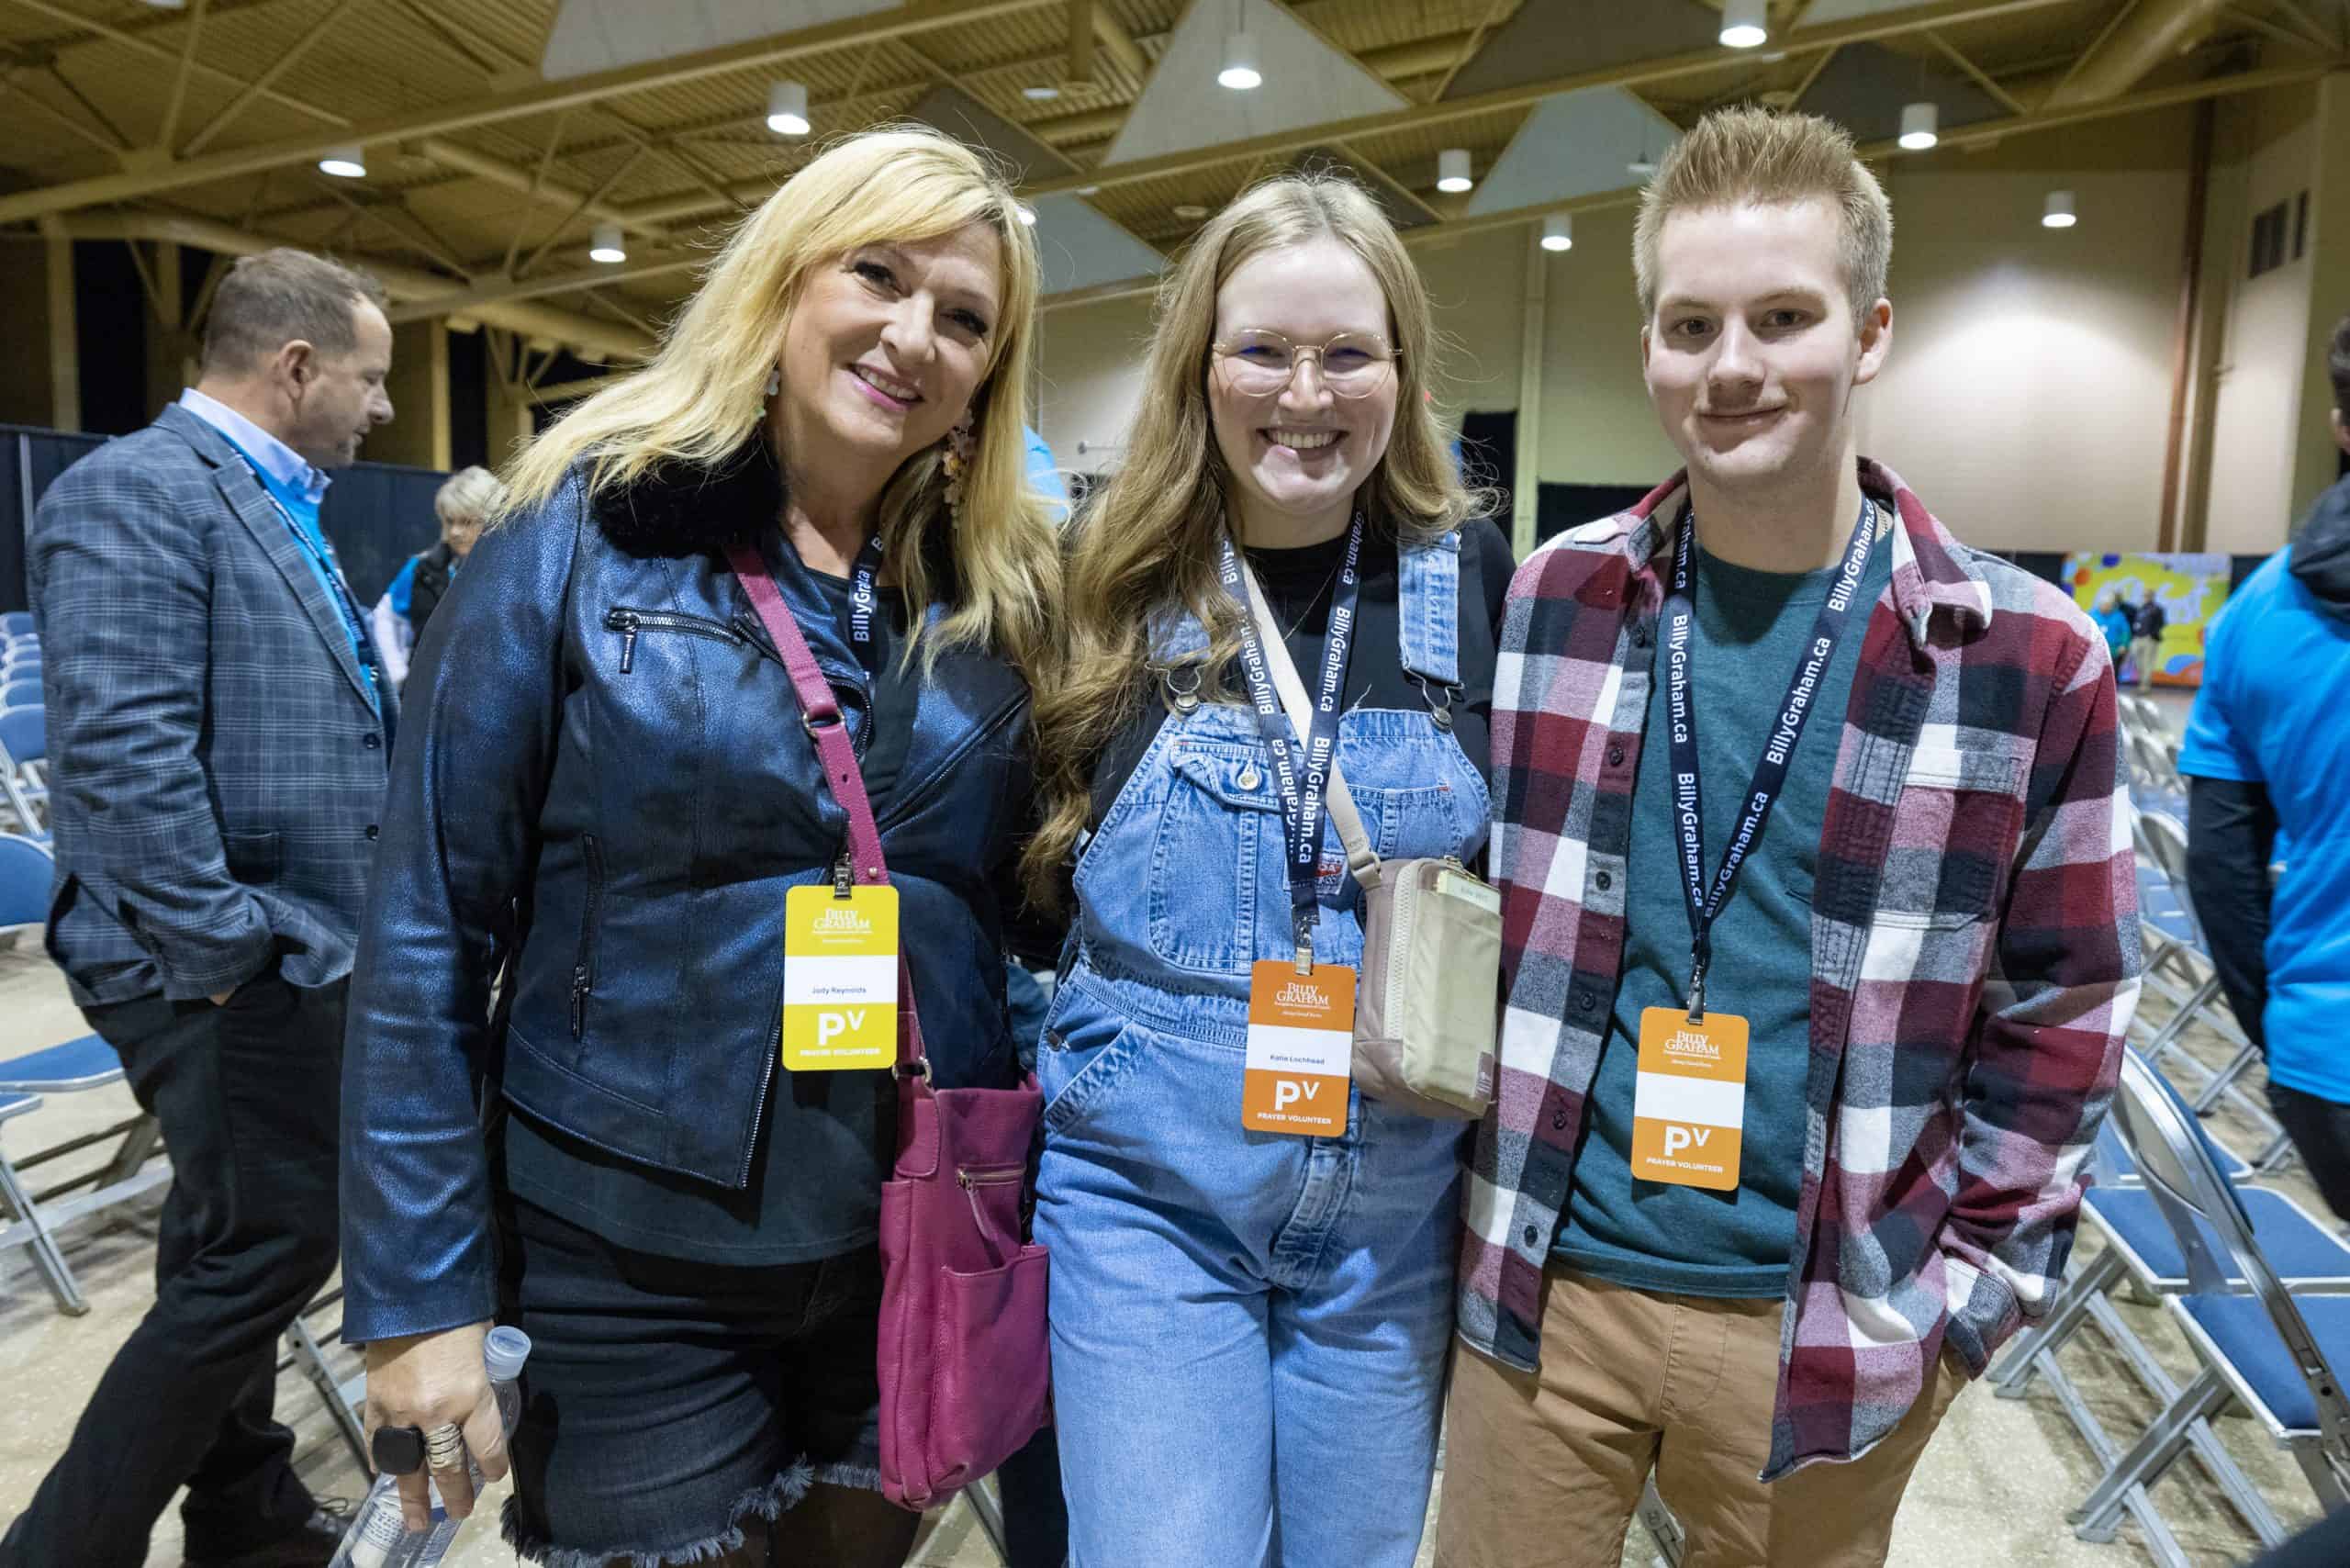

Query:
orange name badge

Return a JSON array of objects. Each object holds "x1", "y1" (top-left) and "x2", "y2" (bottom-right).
[
  {"x1": 1629, "y1": 1006, "x2": 1750, "y2": 1191},
  {"x1": 781, "y1": 885, "x2": 899, "y2": 1071},
  {"x1": 1242, "y1": 960, "x2": 1354, "y2": 1137}
]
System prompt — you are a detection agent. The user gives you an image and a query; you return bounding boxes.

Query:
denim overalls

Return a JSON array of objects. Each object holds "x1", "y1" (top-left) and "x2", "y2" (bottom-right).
[{"x1": 1035, "y1": 532, "x2": 1490, "y2": 1568}]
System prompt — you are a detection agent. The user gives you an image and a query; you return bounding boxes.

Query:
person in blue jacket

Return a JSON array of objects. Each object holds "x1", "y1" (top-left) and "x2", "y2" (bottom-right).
[{"x1": 338, "y1": 129, "x2": 1059, "y2": 1568}]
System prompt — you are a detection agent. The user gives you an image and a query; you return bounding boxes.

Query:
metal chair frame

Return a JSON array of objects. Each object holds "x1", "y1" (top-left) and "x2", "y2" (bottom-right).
[{"x1": 0, "y1": 1037, "x2": 172, "y2": 1316}]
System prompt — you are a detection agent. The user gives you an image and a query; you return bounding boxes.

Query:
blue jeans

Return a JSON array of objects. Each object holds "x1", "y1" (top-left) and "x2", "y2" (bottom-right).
[{"x1": 1035, "y1": 965, "x2": 1463, "y2": 1568}]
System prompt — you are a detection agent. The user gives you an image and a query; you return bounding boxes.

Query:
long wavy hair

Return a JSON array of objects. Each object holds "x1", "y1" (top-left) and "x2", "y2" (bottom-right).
[
  {"x1": 502, "y1": 126, "x2": 1056, "y2": 681},
  {"x1": 1021, "y1": 172, "x2": 1483, "y2": 902}
]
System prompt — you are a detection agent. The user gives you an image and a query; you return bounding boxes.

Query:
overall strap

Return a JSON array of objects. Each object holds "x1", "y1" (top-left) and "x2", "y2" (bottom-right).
[
  {"x1": 1396, "y1": 529, "x2": 1462, "y2": 689},
  {"x1": 727, "y1": 543, "x2": 927, "y2": 1071}
]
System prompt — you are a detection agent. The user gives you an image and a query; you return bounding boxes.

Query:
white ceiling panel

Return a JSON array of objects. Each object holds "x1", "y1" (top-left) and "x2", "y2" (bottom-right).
[
  {"x1": 1032, "y1": 194, "x2": 1166, "y2": 294},
  {"x1": 540, "y1": 0, "x2": 898, "y2": 81},
  {"x1": 1102, "y1": 0, "x2": 1407, "y2": 166},
  {"x1": 1463, "y1": 88, "x2": 1680, "y2": 218}
]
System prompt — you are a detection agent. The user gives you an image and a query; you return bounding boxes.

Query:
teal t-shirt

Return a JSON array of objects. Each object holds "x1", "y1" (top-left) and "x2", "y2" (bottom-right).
[{"x1": 1554, "y1": 508, "x2": 1894, "y2": 1298}]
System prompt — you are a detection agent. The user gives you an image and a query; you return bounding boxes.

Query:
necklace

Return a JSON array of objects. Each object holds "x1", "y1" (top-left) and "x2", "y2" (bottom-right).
[{"x1": 1251, "y1": 552, "x2": 1345, "y2": 642}]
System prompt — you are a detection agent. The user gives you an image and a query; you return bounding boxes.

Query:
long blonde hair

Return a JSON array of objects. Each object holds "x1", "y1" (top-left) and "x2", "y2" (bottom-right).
[
  {"x1": 1022, "y1": 172, "x2": 1481, "y2": 902},
  {"x1": 503, "y1": 127, "x2": 1057, "y2": 680}
]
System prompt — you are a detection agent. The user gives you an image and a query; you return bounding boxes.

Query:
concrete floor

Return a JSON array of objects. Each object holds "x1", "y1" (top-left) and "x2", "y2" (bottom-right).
[{"x1": 0, "y1": 795, "x2": 2333, "y2": 1566}]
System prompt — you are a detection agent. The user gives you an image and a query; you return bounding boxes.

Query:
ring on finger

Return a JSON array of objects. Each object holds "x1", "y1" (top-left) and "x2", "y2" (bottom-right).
[{"x1": 424, "y1": 1422, "x2": 467, "y2": 1471}]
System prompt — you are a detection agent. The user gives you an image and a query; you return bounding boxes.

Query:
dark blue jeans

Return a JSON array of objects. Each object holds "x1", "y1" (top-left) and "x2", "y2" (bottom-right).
[{"x1": 999, "y1": 960, "x2": 1069, "y2": 1568}]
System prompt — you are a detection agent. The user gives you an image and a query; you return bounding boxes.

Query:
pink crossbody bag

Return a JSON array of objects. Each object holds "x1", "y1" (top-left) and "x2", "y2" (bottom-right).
[{"x1": 729, "y1": 545, "x2": 1051, "y2": 1510}]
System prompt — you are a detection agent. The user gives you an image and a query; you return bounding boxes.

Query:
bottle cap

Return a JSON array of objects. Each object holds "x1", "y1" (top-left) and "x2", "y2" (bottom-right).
[{"x1": 483, "y1": 1325, "x2": 533, "y2": 1382}]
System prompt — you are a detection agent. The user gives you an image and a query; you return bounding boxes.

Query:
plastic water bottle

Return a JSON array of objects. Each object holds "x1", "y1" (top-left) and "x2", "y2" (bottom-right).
[{"x1": 329, "y1": 1327, "x2": 533, "y2": 1568}]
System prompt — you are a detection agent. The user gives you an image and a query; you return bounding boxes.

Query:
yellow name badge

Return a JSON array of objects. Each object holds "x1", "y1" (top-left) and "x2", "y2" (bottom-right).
[
  {"x1": 1629, "y1": 1006, "x2": 1750, "y2": 1191},
  {"x1": 782, "y1": 885, "x2": 899, "y2": 1071},
  {"x1": 1242, "y1": 960, "x2": 1354, "y2": 1137}
]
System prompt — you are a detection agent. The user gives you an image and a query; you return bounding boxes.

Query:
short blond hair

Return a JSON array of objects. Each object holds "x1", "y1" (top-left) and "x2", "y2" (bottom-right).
[
  {"x1": 1634, "y1": 106, "x2": 1892, "y2": 320},
  {"x1": 432, "y1": 465, "x2": 505, "y2": 540}
]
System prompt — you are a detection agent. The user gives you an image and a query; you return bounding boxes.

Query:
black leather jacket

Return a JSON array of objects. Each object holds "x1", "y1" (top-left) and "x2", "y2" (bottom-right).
[{"x1": 339, "y1": 450, "x2": 1033, "y2": 1342}]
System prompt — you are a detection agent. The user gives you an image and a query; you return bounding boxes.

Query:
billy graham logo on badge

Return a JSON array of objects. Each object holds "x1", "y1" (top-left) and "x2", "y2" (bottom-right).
[
  {"x1": 1275, "y1": 979, "x2": 1328, "y2": 1011},
  {"x1": 808, "y1": 905, "x2": 874, "y2": 938}
]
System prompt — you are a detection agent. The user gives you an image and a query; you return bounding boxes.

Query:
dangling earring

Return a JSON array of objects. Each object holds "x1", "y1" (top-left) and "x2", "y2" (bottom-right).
[
  {"x1": 764, "y1": 366, "x2": 780, "y2": 398},
  {"x1": 939, "y1": 413, "x2": 978, "y2": 518}
]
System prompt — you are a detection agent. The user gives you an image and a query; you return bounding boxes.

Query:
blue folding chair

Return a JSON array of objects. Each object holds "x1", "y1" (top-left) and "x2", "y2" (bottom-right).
[
  {"x1": 2070, "y1": 1050, "x2": 2350, "y2": 1552},
  {"x1": 0, "y1": 706, "x2": 46, "y2": 838},
  {"x1": 0, "y1": 679, "x2": 39, "y2": 712},
  {"x1": 0, "y1": 612, "x2": 31, "y2": 638},
  {"x1": 0, "y1": 1092, "x2": 78, "y2": 1311},
  {"x1": 2133, "y1": 811, "x2": 2287, "y2": 1166},
  {"x1": 0, "y1": 831, "x2": 47, "y2": 949},
  {"x1": 0, "y1": 1035, "x2": 170, "y2": 1316}
]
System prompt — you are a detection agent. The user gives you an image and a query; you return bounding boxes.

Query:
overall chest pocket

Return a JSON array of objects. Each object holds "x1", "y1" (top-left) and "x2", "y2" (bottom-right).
[{"x1": 1147, "y1": 741, "x2": 1281, "y2": 974}]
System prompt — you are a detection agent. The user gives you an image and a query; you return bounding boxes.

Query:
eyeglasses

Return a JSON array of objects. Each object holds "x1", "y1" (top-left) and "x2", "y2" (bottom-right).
[{"x1": 1209, "y1": 328, "x2": 1399, "y2": 398}]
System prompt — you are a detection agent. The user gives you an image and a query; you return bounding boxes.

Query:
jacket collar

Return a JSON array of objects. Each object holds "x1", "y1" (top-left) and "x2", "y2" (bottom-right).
[
  {"x1": 593, "y1": 442, "x2": 781, "y2": 557},
  {"x1": 1604, "y1": 457, "x2": 1993, "y2": 648}
]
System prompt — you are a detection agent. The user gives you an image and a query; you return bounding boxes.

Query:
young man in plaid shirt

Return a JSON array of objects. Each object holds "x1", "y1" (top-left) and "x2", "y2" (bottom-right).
[{"x1": 1438, "y1": 108, "x2": 2139, "y2": 1568}]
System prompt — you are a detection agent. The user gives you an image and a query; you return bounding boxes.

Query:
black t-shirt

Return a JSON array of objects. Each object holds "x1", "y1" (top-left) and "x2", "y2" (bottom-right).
[
  {"x1": 501, "y1": 569, "x2": 922, "y2": 1265},
  {"x1": 1088, "y1": 517, "x2": 1515, "y2": 826}
]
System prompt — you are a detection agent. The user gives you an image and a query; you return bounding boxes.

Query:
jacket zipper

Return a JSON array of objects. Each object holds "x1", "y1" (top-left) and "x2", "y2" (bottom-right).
[
  {"x1": 569, "y1": 833, "x2": 605, "y2": 1039},
  {"x1": 605, "y1": 606, "x2": 746, "y2": 674}
]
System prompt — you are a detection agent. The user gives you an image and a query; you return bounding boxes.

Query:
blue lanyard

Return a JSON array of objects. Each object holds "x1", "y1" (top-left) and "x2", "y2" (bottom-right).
[
  {"x1": 1661, "y1": 496, "x2": 1876, "y2": 1016},
  {"x1": 1219, "y1": 514, "x2": 1364, "y2": 964}
]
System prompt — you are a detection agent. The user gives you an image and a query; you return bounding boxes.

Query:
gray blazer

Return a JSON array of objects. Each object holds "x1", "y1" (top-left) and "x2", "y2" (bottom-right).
[{"x1": 28, "y1": 402, "x2": 396, "y2": 1005}]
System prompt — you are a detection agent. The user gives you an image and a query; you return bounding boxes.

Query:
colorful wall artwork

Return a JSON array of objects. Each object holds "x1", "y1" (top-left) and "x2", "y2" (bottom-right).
[{"x1": 2060, "y1": 552, "x2": 2233, "y2": 688}]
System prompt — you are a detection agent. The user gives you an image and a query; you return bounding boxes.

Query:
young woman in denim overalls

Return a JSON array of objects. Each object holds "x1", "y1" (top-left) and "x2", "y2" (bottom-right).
[{"x1": 1022, "y1": 174, "x2": 1512, "y2": 1567}]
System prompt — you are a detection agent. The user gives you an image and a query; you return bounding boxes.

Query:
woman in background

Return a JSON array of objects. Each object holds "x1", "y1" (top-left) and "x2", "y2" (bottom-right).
[{"x1": 369, "y1": 464, "x2": 500, "y2": 691}]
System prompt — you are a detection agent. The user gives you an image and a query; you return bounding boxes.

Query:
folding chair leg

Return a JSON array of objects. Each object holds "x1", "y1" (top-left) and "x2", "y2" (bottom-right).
[
  {"x1": 1637, "y1": 1475, "x2": 1685, "y2": 1568},
  {"x1": 2190, "y1": 1042, "x2": 2263, "y2": 1114},
  {"x1": 2073, "y1": 1365, "x2": 2230, "y2": 1542},
  {"x1": 285, "y1": 1313, "x2": 367, "y2": 1472},
  {"x1": 2140, "y1": 975, "x2": 2221, "y2": 1067},
  {"x1": 0, "y1": 1150, "x2": 87, "y2": 1316},
  {"x1": 2292, "y1": 1441, "x2": 2350, "y2": 1513},
  {"x1": 1991, "y1": 1249, "x2": 2121, "y2": 1397},
  {"x1": 962, "y1": 1475, "x2": 1008, "y2": 1564},
  {"x1": 96, "y1": 1114, "x2": 162, "y2": 1188}
]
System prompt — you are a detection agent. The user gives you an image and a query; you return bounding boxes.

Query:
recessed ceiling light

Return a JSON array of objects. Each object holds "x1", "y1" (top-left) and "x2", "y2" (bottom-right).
[
  {"x1": 1173, "y1": 203, "x2": 1210, "y2": 220},
  {"x1": 1024, "y1": 84, "x2": 1061, "y2": 101},
  {"x1": 318, "y1": 143, "x2": 366, "y2": 178}
]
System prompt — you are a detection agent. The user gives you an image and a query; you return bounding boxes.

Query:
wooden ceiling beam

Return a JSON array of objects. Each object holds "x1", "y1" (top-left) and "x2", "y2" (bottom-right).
[
  {"x1": 181, "y1": 0, "x2": 365, "y2": 157},
  {"x1": 1, "y1": 0, "x2": 349, "y2": 130},
  {"x1": 0, "y1": 0, "x2": 1064, "y2": 225}
]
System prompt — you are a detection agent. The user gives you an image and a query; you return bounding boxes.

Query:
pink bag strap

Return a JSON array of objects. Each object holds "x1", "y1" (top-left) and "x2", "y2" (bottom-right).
[{"x1": 726, "y1": 542, "x2": 927, "y2": 1074}]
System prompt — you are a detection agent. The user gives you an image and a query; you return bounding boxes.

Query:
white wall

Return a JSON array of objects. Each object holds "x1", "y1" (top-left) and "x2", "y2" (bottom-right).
[
  {"x1": 2203, "y1": 83, "x2": 2320, "y2": 554},
  {"x1": 1035, "y1": 289, "x2": 1156, "y2": 476}
]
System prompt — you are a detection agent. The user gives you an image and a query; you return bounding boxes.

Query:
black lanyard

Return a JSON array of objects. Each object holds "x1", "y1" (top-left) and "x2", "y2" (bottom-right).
[
  {"x1": 841, "y1": 532, "x2": 887, "y2": 676},
  {"x1": 1220, "y1": 514, "x2": 1364, "y2": 966},
  {"x1": 1662, "y1": 495, "x2": 1877, "y2": 1017}
]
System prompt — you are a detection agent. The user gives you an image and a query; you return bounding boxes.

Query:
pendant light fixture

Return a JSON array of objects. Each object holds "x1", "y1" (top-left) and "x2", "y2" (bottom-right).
[
  {"x1": 1540, "y1": 214, "x2": 1573, "y2": 253},
  {"x1": 1719, "y1": 0, "x2": 1768, "y2": 49},
  {"x1": 1436, "y1": 149, "x2": 1473, "y2": 194},
  {"x1": 2042, "y1": 190, "x2": 2078, "y2": 229},
  {"x1": 767, "y1": 81, "x2": 811, "y2": 137},
  {"x1": 589, "y1": 223, "x2": 626, "y2": 264},
  {"x1": 1898, "y1": 102, "x2": 1939, "y2": 151}
]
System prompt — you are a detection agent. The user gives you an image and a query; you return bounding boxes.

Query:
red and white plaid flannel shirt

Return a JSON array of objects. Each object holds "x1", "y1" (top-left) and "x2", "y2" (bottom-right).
[{"x1": 1459, "y1": 462, "x2": 2140, "y2": 1477}]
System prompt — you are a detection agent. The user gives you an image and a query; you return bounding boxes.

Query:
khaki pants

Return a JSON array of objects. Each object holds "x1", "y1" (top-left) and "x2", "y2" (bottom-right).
[
  {"x1": 2131, "y1": 634, "x2": 2162, "y2": 689},
  {"x1": 1437, "y1": 1270, "x2": 1967, "y2": 1568}
]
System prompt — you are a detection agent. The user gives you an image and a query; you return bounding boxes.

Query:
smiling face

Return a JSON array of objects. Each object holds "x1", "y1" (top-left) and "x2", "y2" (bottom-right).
[
  {"x1": 1642, "y1": 197, "x2": 1888, "y2": 505},
  {"x1": 284, "y1": 299, "x2": 395, "y2": 470},
  {"x1": 772, "y1": 224, "x2": 1003, "y2": 496},
  {"x1": 1208, "y1": 235, "x2": 1399, "y2": 542}
]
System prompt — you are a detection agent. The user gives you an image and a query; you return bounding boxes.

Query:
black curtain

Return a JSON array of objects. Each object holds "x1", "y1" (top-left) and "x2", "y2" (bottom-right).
[{"x1": 3, "y1": 422, "x2": 447, "y2": 611}]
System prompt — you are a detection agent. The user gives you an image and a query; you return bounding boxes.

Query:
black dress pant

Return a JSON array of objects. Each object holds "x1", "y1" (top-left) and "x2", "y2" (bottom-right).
[
  {"x1": 2268, "y1": 1082, "x2": 2350, "y2": 1225},
  {"x1": 0, "y1": 974, "x2": 345, "y2": 1568}
]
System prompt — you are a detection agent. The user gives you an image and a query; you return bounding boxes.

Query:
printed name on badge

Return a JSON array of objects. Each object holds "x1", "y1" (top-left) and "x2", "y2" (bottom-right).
[
  {"x1": 782, "y1": 885, "x2": 899, "y2": 1070},
  {"x1": 1242, "y1": 959, "x2": 1354, "y2": 1137},
  {"x1": 1629, "y1": 1006, "x2": 1750, "y2": 1191}
]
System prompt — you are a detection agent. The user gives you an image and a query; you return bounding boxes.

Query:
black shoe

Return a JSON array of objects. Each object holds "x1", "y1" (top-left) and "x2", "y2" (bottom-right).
[{"x1": 183, "y1": 1500, "x2": 352, "y2": 1568}]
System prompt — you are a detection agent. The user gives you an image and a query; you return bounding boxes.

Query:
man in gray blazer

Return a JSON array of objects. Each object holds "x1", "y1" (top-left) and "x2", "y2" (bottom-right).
[{"x1": 6, "y1": 250, "x2": 395, "y2": 1568}]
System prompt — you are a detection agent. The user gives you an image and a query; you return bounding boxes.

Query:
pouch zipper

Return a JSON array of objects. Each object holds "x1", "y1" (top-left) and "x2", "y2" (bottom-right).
[
  {"x1": 1383, "y1": 856, "x2": 1465, "y2": 1031},
  {"x1": 605, "y1": 606, "x2": 747, "y2": 674},
  {"x1": 957, "y1": 1163, "x2": 1027, "y2": 1238},
  {"x1": 569, "y1": 833, "x2": 605, "y2": 1039}
]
